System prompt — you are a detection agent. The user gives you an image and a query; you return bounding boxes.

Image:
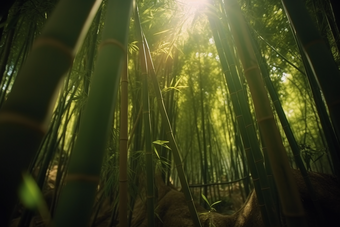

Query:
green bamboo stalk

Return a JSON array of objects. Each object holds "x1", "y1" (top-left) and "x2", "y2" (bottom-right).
[
  {"x1": 53, "y1": 0, "x2": 132, "y2": 226},
  {"x1": 142, "y1": 35, "x2": 203, "y2": 227},
  {"x1": 253, "y1": 28, "x2": 328, "y2": 226},
  {"x1": 206, "y1": 116, "x2": 217, "y2": 202},
  {"x1": 208, "y1": 16, "x2": 276, "y2": 227},
  {"x1": 280, "y1": 0, "x2": 340, "y2": 177},
  {"x1": 324, "y1": 0, "x2": 340, "y2": 54},
  {"x1": 119, "y1": 56, "x2": 128, "y2": 227},
  {"x1": 18, "y1": 76, "x2": 77, "y2": 226},
  {"x1": 127, "y1": 95, "x2": 143, "y2": 225},
  {"x1": 50, "y1": 73, "x2": 83, "y2": 216},
  {"x1": 133, "y1": 8, "x2": 201, "y2": 224},
  {"x1": 313, "y1": 0, "x2": 340, "y2": 59},
  {"x1": 0, "y1": 23, "x2": 15, "y2": 88},
  {"x1": 197, "y1": 50, "x2": 209, "y2": 201},
  {"x1": 0, "y1": 0, "x2": 30, "y2": 86},
  {"x1": 0, "y1": 29, "x2": 26, "y2": 106},
  {"x1": 83, "y1": 7, "x2": 102, "y2": 97},
  {"x1": 295, "y1": 36, "x2": 340, "y2": 175},
  {"x1": 0, "y1": 12, "x2": 36, "y2": 106},
  {"x1": 142, "y1": 59, "x2": 155, "y2": 227},
  {"x1": 0, "y1": 1, "x2": 102, "y2": 225},
  {"x1": 224, "y1": 0, "x2": 307, "y2": 226},
  {"x1": 188, "y1": 75, "x2": 205, "y2": 205},
  {"x1": 134, "y1": 6, "x2": 155, "y2": 227},
  {"x1": 282, "y1": 0, "x2": 340, "y2": 176}
]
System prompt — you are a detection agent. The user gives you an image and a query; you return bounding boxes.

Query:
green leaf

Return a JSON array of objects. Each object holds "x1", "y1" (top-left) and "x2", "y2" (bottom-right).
[
  {"x1": 19, "y1": 173, "x2": 44, "y2": 210},
  {"x1": 153, "y1": 146, "x2": 161, "y2": 159},
  {"x1": 201, "y1": 193, "x2": 210, "y2": 207},
  {"x1": 153, "y1": 140, "x2": 171, "y2": 150},
  {"x1": 211, "y1": 200, "x2": 222, "y2": 207},
  {"x1": 19, "y1": 173, "x2": 51, "y2": 224},
  {"x1": 153, "y1": 29, "x2": 171, "y2": 36}
]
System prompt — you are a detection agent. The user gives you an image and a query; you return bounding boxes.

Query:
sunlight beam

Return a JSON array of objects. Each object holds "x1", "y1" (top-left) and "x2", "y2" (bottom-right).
[{"x1": 177, "y1": 0, "x2": 208, "y2": 9}]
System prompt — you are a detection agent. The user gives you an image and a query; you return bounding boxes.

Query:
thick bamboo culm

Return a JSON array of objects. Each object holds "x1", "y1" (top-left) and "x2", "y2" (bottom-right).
[
  {"x1": 0, "y1": 0, "x2": 102, "y2": 225},
  {"x1": 54, "y1": 0, "x2": 133, "y2": 226},
  {"x1": 207, "y1": 15, "x2": 278, "y2": 226},
  {"x1": 224, "y1": 0, "x2": 307, "y2": 226}
]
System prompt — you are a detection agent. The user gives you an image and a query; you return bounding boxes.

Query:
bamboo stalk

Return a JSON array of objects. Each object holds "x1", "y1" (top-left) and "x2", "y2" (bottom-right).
[
  {"x1": 208, "y1": 14, "x2": 277, "y2": 227},
  {"x1": 197, "y1": 49, "x2": 209, "y2": 201},
  {"x1": 224, "y1": 0, "x2": 307, "y2": 226},
  {"x1": 252, "y1": 26, "x2": 330, "y2": 225},
  {"x1": 53, "y1": 0, "x2": 132, "y2": 226},
  {"x1": 143, "y1": 35, "x2": 203, "y2": 227},
  {"x1": 134, "y1": 6, "x2": 155, "y2": 227},
  {"x1": 281, "y1": 0, "x2": 340, "y2": 177},
  {"x1": 132, "y1": 6, "x2": 201, "y2": 225},
  {"x1": 119, "y1": 56, "x2": 128, "y2": 227},
  {"x1": 0, "y1": 1, "x2": 102, "y2": 225}
]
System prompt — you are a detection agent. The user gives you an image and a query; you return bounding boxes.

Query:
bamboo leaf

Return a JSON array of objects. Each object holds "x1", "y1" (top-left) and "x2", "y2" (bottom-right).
[
  {"x1": 153, "y1": 146, "x2": 161, "y2": 159},
  {"x1": 19, "y1": 173, "x2": 44, "y2": 210},
  {"x1": 19, "y1": 173, "x2": 51, "y2": 225},
  {"x1": 153, "y1": 29, "x2": 171, "y2": 36},
  {"x1": 153, "y1": 140, "x2": 171, "y2": 150},
  {"x1": 211, "y1": 200, "x2": 222, "y2": 207},
  {"x1": 201, "y1": 193, "x2": 211, "y2": 207}
]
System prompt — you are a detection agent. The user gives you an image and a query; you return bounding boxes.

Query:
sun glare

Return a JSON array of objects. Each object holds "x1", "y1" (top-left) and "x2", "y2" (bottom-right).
[
  {"x1": 177, "y1": 0, "x2": 209, "y2": 9},
  {"x1": 171, "y1": 0, "x2": 210, "y2": 41}
]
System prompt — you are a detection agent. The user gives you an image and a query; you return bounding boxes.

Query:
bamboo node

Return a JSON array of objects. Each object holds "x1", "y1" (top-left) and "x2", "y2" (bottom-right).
[
  {"x1": 252, "y1": 177, "x2": 259, "y2": 182},
  {"x1": 33, "y1": 37, "x2": 74, "y2": 64},
  {"x1": 244, "y1": 123, "x2": 252, "y2": 128},
  {"x1": 99, "y1": 39, "x2": 126, "y2": 53},
  {"x1": 65, "y1": 174, "x2": 100, "y2": 184},
  {"x1": 235, "y1": 114, "x2": 242, "y2": 119},
  {"x1": 0, "y1": 112, "x2": 46, "y2": 135},
  {"x1": 243, "y1": 66, "x2": 260, "y2": 74},
  {"x1": 257, "y1": 115, "x2": 274, "y2": 123}
]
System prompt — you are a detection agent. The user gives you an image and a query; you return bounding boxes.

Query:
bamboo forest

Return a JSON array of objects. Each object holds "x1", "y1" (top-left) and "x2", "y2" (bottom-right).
[{"x1": 1, "y1": 0, "x2": 340, "y2": 226}]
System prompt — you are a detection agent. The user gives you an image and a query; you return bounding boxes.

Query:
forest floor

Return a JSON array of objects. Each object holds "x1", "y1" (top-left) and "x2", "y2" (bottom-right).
[
  {"x1": 131, "y1": 169, "x2": 340, "y2": 227},
  {"x1": 9, "y1": 169, "x2": 340, "y2": 227}
]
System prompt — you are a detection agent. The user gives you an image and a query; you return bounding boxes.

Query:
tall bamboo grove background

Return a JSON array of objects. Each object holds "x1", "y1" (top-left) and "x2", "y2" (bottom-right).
[{"x1": 0, "y1": 0, "x2": 339, "y2": 227}]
